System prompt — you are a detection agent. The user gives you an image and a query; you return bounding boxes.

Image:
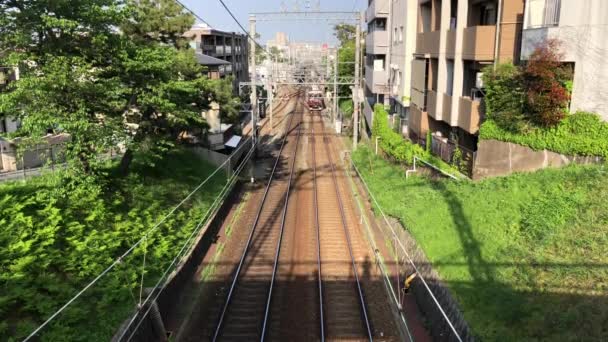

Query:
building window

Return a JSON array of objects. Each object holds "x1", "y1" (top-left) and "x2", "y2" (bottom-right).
[{"x1": 399, "y1": 26, "x2": 403, "y2": 42}]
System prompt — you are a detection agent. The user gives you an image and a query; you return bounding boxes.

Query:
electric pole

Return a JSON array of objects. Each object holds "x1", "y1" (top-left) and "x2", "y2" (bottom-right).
[
  {"x1": 269, "y1": 55, "x2": 274, "y2": 134},
  {"x1": 249, "y1": 15, "x2": 257, "y2": 146},
  {"x1": 333, "y1": 50, "x2": 338, "y2": 124},
  {"x1": 353, "y1": 11, "x2": 361, "y2": 151}
]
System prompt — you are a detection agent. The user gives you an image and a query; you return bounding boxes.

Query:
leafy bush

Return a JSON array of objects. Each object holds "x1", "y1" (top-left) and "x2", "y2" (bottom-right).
[
  {"x1": 371, "y1": 105, "x2": 461, "y2": 175},
  {"x1": 482, "y1": 62, "x2": 526, "y2": 132},
  {"x1": 339, "y1": 99, "x2": 354, "y2": 119},
  {"x1": 522, "y1": 39, "x2": 572, "y2": 127},
  {"x1": 0, "y1": 149, "x2": 225, "y2": 340},
  {"x1": 480, "y1": 111, "x2": 608, "y2": 158},
  {"x1": 482, "y1": 39, "x2": 572, "y2": 131}
]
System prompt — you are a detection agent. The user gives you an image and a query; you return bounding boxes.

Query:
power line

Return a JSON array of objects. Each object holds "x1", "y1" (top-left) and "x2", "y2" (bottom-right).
[
  {"x1": 23, "y1": 139, "x2": 254, "y2": 341},
  {"x1": 216, "y1": 0, "x2": 275, "y2": 57},
  {"x1": 173, "y1": 0, "x2": 211, "y2": 27}
]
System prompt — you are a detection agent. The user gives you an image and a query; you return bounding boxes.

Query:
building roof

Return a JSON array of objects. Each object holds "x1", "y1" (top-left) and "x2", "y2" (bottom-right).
[{"x1": 195, "y1": 52, "x2": 230, "y2": 66}]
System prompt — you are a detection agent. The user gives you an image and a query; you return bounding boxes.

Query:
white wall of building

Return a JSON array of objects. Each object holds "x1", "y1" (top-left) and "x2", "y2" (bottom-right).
[
  {"x1": 522, "y1": 0, "x2": 608, "y2": 120},
  {"x1": 389, "y1": 0, "x2": 418, "y2": 109}
]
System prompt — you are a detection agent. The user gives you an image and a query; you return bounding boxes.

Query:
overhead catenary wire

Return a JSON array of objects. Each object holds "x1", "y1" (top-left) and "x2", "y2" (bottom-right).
[
  {"x1": 121, "y1": 142, "x2": 257, "y2": 341},
  {"x1": 216, "y1": 0, "x2": 277, "y2": 58},
  {"x1": 23, "y1": 138, "x2": 255, "y2": 341},
  {"x1": 173, "y1": 0, "x2": 211, "y2": 27}
]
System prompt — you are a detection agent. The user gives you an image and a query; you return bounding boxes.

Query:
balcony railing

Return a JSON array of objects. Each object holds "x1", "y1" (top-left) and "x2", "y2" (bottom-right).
[
  {"x1": 458, "y1": 96, "x2": 481, "y2": 134},
  {"x1": 462, "y1": 25, "x2": 496, "y2": 61},
  {"x1": 364, "y1": 64, "x2": 388, "y2": 94},
  {"x1": 415, "y1": 31, "x2": 441, "y2": 55},
  {"x1": 366, "y1": 0, "x2": 389, "y2": 23},
  {"x1": 410, "y1": 88, "x2": 426, "y2": 111},
  {"x1": 427, "y1": 90, "x2": 437, "y2": 119},
  {"x1": 365, "y1": 30, "x2": 389, "y2": 55},
  {"x1": 442, "y1": 93, "x2": 453, "y2": 123}
]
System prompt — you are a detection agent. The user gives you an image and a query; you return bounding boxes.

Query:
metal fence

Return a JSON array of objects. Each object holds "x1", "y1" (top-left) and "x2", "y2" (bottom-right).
[{"x1": 430, "y1": 136, "x2": 476, "y2": 177}]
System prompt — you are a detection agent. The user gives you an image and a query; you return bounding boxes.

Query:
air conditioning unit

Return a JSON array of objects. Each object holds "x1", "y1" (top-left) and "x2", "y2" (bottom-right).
[{"x1": 475, "y1": 72, "x2": 484, "y2": 89}]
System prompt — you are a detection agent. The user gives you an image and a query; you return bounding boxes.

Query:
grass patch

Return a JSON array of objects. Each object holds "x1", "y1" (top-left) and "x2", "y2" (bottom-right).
[
  {"x1": 352, "y1": 145, "x2": 608, "y2": 341},
  {"x1": 0, "y1": 148, "x2": 226, "y2": 341}
]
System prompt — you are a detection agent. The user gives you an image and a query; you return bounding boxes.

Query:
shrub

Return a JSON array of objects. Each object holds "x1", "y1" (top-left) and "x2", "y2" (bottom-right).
[
  {"x1": 480, "y1": 111, "x2": 608, "y2": 158},
  {"x1": 371, "y1": 104, "x2": 462, "y2": 175},
  {"x1": 522, "y1": 39, "x2": 572, "y2": 127},
  {"x1": 483, "y1": 39, "x2": 573, "y2": 131},
  {"x1": 482, "y1": 62, "x2": 526, "y2": 132}
]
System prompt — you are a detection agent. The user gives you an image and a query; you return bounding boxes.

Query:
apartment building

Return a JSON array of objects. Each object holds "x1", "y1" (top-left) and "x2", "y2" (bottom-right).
[
  {"x1": 410, "y1": 0, "x2": 524, "y2": 150},
  {"x1": 521, "y1": 0, "x2": 608, "y2": 121},
  {"x1": 387, "y1": 0, "x2": 418, "y2": 133},
  {"x1": 364, "y1": 0, "x2": 390, "y2": 130},
  {"x1": 184, "y1": 24, "x2": 249, "y2": 91}
]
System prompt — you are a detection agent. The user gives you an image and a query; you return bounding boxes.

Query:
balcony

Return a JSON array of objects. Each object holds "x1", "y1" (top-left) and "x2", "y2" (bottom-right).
[
  {"x1": 446, "y1": 30, "x2": 456, "y2": 58},
  {"x1": 365, "y1": 64, "x2": 388, "y2": 94},
  {"x1": 442, "y1": 93, "x2": 453, "y2": 124},
  {"x1": 410, "y1": 88, "x2": 426, "y2": 110},
  {"x1": 415, "y1": 31, "x2": 441, "y2": 55},
  {"x1": 366, "y1": 30, "x2": 389, "y2": 55},
  {"x1": 427, "y1": 90, "x2": 438, "y2": 119},
  {"x1": 363, "y1": 98, "x2": 374, "y2": 128},
  {"x1": 409, "y1": 105, "x2": 429, "y2": 139},
  {"x1": 462, "y1": 25, "x2": 496, "y2": 61},
  {"x1": 458, "y1": 97, "x2": 481, "y2": 133},
  {"x1": 366, "y1": 0, "x2": 389, "y2": 23}
]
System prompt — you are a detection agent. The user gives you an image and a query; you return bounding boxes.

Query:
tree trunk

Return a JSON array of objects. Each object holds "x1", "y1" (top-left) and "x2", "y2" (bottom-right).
[{"x1": 118, "y1": 148, "x2": 134, "y2": 176}]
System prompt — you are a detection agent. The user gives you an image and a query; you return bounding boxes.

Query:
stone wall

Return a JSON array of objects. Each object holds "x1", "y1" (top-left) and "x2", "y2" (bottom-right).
[{"x1": 473, "y1": 139, "x2": 604, "y2": 180}]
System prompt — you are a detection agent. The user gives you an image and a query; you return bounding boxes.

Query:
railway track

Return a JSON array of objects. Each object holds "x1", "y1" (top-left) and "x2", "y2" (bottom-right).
[
  {"x1": 200, "y1": 92, "x2": 393, "y2": 341},
  {"x1": 310, "y1": 110, "x2": 373, "y2": 341},
  {"x1": 209, "y1": 99, "x2": 304, "y2": 341}
]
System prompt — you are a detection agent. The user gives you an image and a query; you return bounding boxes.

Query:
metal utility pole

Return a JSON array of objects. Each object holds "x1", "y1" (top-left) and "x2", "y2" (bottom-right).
[
  {"x1": 333, "y1": 50, "x2": 338, "y2": 124},
  {"x1": 249, "y1": 15, "x2": 257, "y2": 146},
  {"x1": 353, "y1": 11, "x2": 361, "y2": 151},
  {"x1": 269, "y1": 55, "x2": 274, "y2": 134}
]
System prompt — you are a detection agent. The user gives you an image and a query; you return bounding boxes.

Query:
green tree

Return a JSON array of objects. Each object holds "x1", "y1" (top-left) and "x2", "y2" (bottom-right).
[
  {"x1": 0, "y1": 0, "x2": 240, "y2": 176},
  {"x1": 122, "y1": 0, "x2": 194, "y2": 48},
  {"x1": 333, "y1": 23, "x2": 356, "y2": 46}
]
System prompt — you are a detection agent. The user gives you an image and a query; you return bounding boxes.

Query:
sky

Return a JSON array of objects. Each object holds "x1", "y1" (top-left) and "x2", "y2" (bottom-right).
[{"x1": 180, "y1": 0, "x2": 365, "y2": 46}]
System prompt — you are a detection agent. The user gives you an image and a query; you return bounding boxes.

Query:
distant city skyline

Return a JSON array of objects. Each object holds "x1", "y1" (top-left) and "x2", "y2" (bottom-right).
[{"x1": 180, "y1": 0, "x2": 364, "y2": 46}]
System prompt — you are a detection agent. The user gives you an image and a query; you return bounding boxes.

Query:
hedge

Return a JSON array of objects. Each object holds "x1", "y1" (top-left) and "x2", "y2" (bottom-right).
[{"x1": 371, "y1": 104, "x2": 462, "y2": 175}]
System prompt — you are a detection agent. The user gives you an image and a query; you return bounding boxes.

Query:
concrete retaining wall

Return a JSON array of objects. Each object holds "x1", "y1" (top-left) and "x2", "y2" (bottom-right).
[{"x1": 473, "y1": 139, "x2": 604, "y2": 180}]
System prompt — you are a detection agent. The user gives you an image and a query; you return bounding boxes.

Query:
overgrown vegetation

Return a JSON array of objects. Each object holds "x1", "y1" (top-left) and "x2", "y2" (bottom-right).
[
  {"x1": 480, "y1": 111, "x2": 608, "y2": 158},
  {"x1": 0, "y1": 0, "x2": 239, "y2": 176},
  {"x1": 353, "y1": 146, "x2": 608, "y2": 341},
  {"x1": 371, "y1": 104, "x2": 462, "y2": 176},
  {"x1": 480, "y1": 40, "x2": 607, "y2": 158},
  {"x1": 483, "y1": 39, "x2": 572, "y2": 129},
  {"x1": 0, "y1": 149, "x2": 226, "y2": 340},
  {"x1": 339, "y1": 98, "x2": 354, "y2": 119}
]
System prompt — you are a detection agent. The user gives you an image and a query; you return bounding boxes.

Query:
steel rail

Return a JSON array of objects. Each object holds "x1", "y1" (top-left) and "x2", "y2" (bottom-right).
[
  {"x1": 318, "y1": 112, "x2": 373, "y2": 341},
  {"x1": 311, "y1": 121, "x2": 326, "y2": 342},
  {"x1": 211, "y1": 103, "x2": 300, "y2": 341},
  {"x1": 260, "y1": 105, "x2": 303, "y2": 340}
]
